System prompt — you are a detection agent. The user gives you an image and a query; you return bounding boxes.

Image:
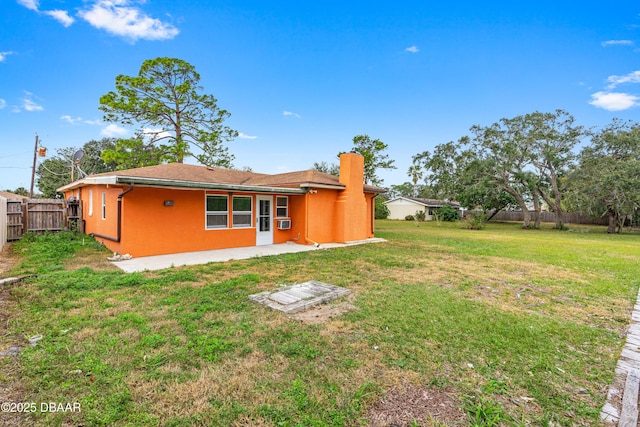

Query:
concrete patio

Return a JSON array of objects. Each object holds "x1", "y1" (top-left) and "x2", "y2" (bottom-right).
[{"x1": 111, "y1": 238, "x2": 386, "y2": 273}]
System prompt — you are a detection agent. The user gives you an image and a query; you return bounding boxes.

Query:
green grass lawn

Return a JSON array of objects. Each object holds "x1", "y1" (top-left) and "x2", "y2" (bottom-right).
[{"x1": 2, "y1": 220, "x2": 639, "y2": 426}]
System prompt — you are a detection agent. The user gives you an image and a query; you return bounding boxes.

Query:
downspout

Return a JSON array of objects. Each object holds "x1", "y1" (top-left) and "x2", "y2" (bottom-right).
[
  {"x1": 371, "y1": 194, "x2": 377, "y2": 235},
  {"x1": 304, "y1": 191, "x2": 320, "y2": 247},
  {"x1": 90, "y1": 184, "x2": 134, "y2": 242}
]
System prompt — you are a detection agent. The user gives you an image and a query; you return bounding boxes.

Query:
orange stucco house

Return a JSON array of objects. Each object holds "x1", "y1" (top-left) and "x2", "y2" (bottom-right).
[{"x1": 58, "y1": 152, "x2": 385, "y2": 257}]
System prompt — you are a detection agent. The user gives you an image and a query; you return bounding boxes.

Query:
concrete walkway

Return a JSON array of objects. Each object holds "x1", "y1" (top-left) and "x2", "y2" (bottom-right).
[{"x1": 111, "y1": 238, "x2": 386, "y2": 273}]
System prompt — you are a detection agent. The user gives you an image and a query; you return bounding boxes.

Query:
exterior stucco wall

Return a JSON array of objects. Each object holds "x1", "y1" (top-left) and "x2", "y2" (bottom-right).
[{"x1": 64, "y1": 153, "x2": 379, "y2": 257}]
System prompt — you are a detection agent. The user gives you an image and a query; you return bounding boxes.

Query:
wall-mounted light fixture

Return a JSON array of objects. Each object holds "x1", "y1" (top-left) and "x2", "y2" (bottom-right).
[{"x1": 163, "y1": 200, "x2": 174, "y2": 207}]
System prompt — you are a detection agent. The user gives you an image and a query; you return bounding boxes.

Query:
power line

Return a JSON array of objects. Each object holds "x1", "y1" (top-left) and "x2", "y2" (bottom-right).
[{"x1": 39, "y1": 163, "x2": 71, "y2": 177}]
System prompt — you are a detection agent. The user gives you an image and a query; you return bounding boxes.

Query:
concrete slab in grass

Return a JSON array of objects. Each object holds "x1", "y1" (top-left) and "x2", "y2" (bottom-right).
[{"x1": 249, "y1": 281, "x2": 350, "y2": 314}]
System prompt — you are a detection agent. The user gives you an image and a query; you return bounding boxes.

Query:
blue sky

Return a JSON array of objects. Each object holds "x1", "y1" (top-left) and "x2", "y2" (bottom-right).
[{"x1": 1, "y1": 0, "x2": 639, "y2": 192}]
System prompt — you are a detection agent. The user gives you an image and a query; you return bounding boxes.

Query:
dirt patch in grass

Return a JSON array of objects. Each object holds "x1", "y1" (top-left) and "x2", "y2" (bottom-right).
[
  {"x1": 288, "y1": 301, "x2": 357, "y2": 325},
  {"x1": 64, "y1": 252, "x2": 120, "y2": 272},
  {"x1": 130, "y1": 350, "x2": 284, "y2": 419},
  {"x1": 366, "y1": 382, "x2": 467, "y2": 426},
  {"x1": 62, "y1": 243, "x2": 120, "y2": 272},
  {"x1": 0, "y1": 243, "x2": 18, "y2": 277},
  {"x1": 0, "y1": 365, "x2": 26, "y2": 427}
]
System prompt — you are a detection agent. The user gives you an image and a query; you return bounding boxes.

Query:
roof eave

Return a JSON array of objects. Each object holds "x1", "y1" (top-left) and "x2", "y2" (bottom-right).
[
  {"x1": 58, "y1": 175, "x2": 386, "y2": 195},
  {"x1": 57, "y1": 176, "x2": 117, "y2": 193},
  {"x1": 364, "y1": 185, "x2": 387, "y2": 194},
  {"x1": 299, "y1": 182, "x2": 345, "y2": 190},
  {"x1": 58, "y1": 175, "x2": 308, "y2": 194},
  {"x1": 114, "y1": 176, "x2": 307, "y2": 194}
]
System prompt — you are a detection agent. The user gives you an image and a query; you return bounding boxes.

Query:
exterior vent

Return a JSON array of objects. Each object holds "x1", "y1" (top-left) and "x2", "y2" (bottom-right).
[{"x1": 277, "y1": 219, "x2": 291, "y2": 230}]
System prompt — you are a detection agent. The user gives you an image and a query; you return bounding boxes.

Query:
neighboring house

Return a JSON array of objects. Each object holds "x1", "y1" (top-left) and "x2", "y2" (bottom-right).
[
  {"x1": 0, "y1": 191, "x2": 28, "y2": 199},
  {"x1": 384, "y1": 197, "x2": 462, "y2": 220},
  {"x1": 57, "y1": 153, "x2": 385, "y2": 257}
]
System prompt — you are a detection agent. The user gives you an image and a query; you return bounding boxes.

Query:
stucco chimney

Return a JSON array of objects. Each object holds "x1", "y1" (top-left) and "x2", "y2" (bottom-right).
[{"x1": 334, "y1": 152, "x2": 367, "y2": 242}]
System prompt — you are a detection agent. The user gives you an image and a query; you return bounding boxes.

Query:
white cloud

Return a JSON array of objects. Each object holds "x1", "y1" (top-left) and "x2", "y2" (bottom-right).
[
  {"x1": 405, "y1": 45, "x2": 419, "y2": 53},
  {"x1": 44, "y1": 9, "x2": 75, "y2": 27},
  {"x1": 79, "y1": 0, "x2": 179, "y2": 42},
  {"x1": 0, "y1": 99, "x2": 6, "y2": 109},
  {"x1": 23, "y1": 99, "x2": 43, "y2": 111},
  {"x1": 589, "y1": 91, "x2": 639, "y2": 111},
  {"x1": 17, "y1": 91, "x2": 43, "y2": 112},
  {"x1": 17, "y1": 0, "x2": 39, "y2": 11},
  {"x1": 0, "y1": 51, "x2": 14, "y2": 62},
  {"x1": 62, "y1": 116, "x2": 104, "y2": 126},
  {"x1": 606, "y1": 70, "x2": 640, "y2": 89},
  {"x1": 61, "y1": 115, "x2": 82, "y2": 124},
  {"x1": 17, "y1": 0, "x2": 75, "y2": 28},
  {"x1": 238, "y1": 132, "x2": 257, "y2": 139},
  {"x1": 283, "y1": 110, "x2": 301, "y2": 118},
  {"x1": 101, "y1": 123, "x2": 129, "y2": 137},
  {"x1": 601, "y1": 40, "x2": 633, "y2": 47}
]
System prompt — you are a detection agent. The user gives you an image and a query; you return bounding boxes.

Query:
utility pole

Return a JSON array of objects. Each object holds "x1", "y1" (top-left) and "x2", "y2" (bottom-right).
[{"x1": 29, "y1": 134, "x2": 38, "y2": 198}]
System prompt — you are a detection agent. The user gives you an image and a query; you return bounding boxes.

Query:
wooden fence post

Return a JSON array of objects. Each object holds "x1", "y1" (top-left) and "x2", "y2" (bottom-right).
[{"x1": 0, "y1": 196, "x2": 6, "y2": 252}]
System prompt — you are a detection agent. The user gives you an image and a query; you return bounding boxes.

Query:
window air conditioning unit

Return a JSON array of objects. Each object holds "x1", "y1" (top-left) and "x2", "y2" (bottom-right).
[{"x1": 277, "y1": 219, "x2": 291, "y2": 230}]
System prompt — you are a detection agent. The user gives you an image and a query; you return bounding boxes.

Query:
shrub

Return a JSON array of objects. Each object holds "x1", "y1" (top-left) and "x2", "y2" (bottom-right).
[
  {"x1": 461, "y1": 212, "x2": 486, "y2": 230},
  {"x1": 375, "y1": 198, "x2": 390, "y2": 219},
  {"x1": 435, "y1": 205, "x2": 461, "y2": 222},
  {"x1": 405, "y1": 215, "x2": 415, "y2": 221},
  {"x1": 414, "y1": 210, "x2": 426, "y2": 222}
]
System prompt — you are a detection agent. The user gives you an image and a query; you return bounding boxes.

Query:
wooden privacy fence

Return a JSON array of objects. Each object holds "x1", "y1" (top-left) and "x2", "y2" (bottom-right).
[
  {"x1": 0, "y1": 197, "x2": 6, "y2": 252},
  {"x1": 5, "y1": 199, "x2": 83, "y2": 241},
  {"x1": 474, "y1": 210, "x2": 609, "y2": 225},
  {"x1": 6, "y1": 199, "x2": 24, "y2": 241}
]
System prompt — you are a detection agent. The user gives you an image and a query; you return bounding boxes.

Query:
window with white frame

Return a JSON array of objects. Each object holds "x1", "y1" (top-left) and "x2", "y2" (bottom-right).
[
  {"x1": 88, "y1": 190, "x2": 93, "y2": 216},
  {"x1": 276, "y1": 196, "x2": 288, "y2": 218},
  {"x1": 206, "y1": 195, "x2": 228, "y2": 229},
  {"x1": 232, "y1": 196, "x2": 252, "y2": 228},
  {"x1": 101, "y1": 192, "x2": 106, "y2": 220}
]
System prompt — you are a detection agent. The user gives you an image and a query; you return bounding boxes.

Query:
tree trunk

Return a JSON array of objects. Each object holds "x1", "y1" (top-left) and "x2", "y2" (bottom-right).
[
  {"x1": 549, "y1": 171, "x2": 564, "y2": 229},
  {"x1": 522, "y1": 210, "x2": 531, "y2": 229},
  {"x1": 553, "y1": 203, "x2": 563, "y2": 229},
  {"x1": 616, "y1": 215, "x2": 625, "y2": 234},
  {"x1": 607, "y1": 209, "x2": 617, "y2": 234},
  {"x1": 486, "y1": 209, "x2": 502, "y2": 221},
  {"x1": 538, "y1": 186, "x2": 564, "y2": 229},
  {"x1": 505, "y1": 188, "x2": 531, "y2": 228},
  {"x1": 536, "y1": 165, "x2": 565, "y2": 229},
  {"x1": 532, "y1": 190, "x2": 541, "y2": 229}
]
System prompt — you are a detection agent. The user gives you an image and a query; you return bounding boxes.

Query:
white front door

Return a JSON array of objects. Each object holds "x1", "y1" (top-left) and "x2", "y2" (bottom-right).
[{"x1": 256, "y1": 195, "x2": 273, "y2": 246}]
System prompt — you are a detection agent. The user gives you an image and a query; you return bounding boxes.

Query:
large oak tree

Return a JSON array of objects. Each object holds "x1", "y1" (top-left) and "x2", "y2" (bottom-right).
[
  {"x1": 411, "y1": 110, "x2": 584, "y2": 228},
  {"x1": 567, "y1": 120, "x2": 640, "y2": 233}
]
